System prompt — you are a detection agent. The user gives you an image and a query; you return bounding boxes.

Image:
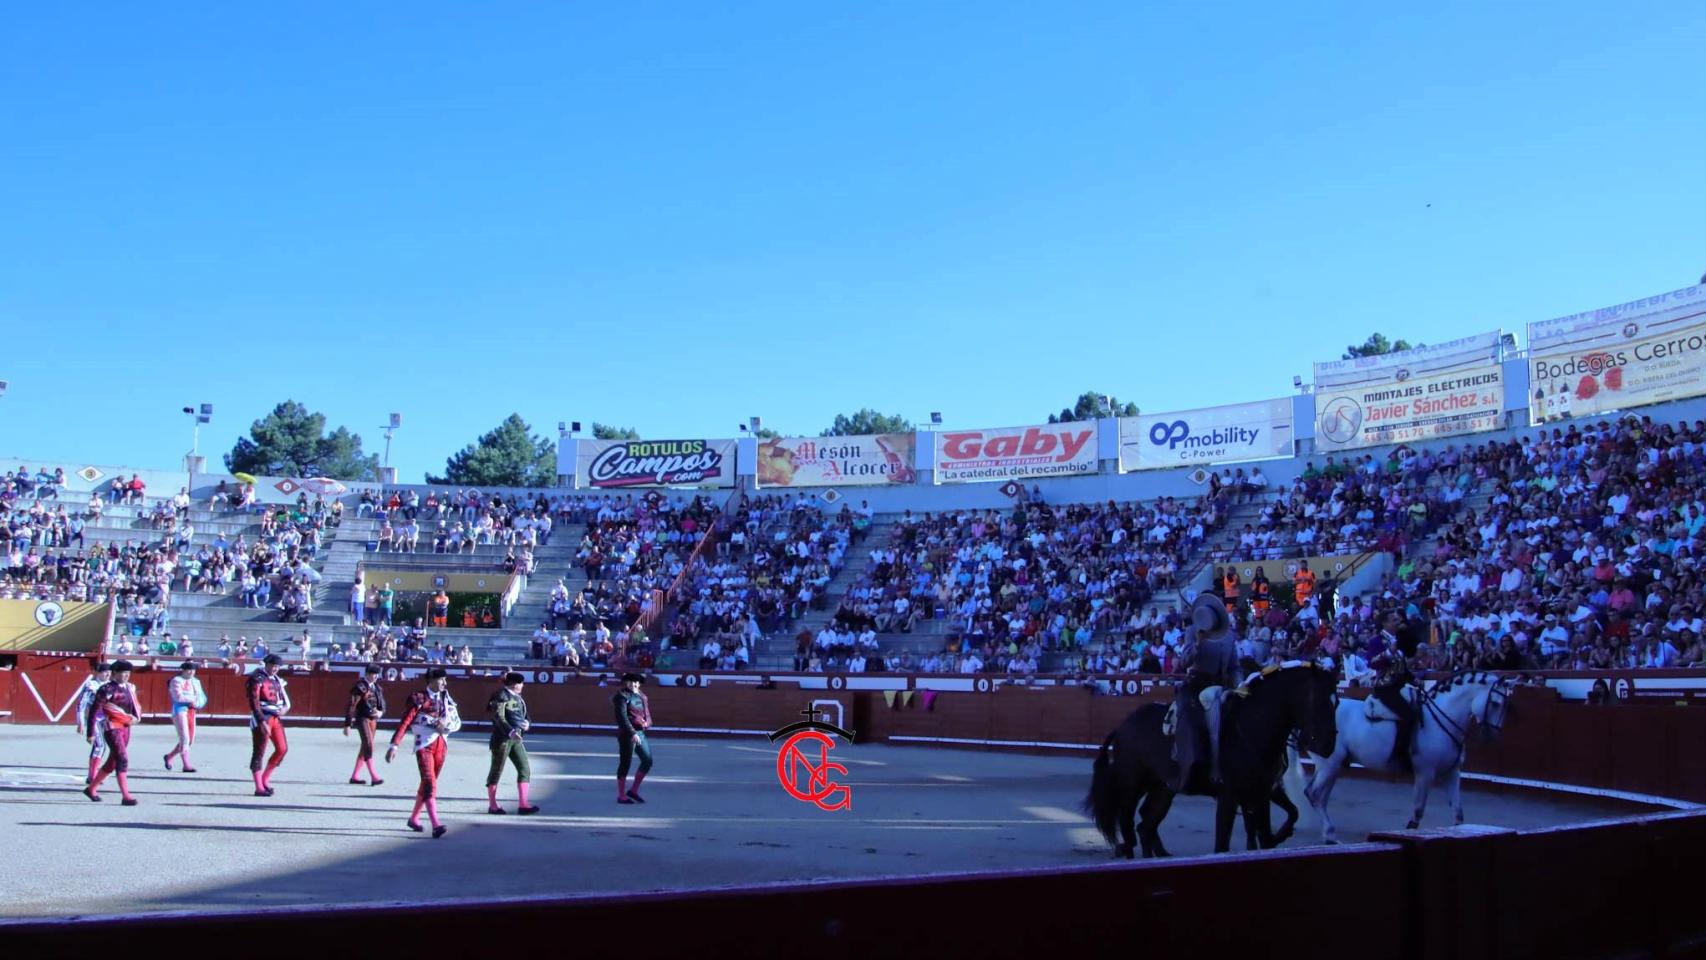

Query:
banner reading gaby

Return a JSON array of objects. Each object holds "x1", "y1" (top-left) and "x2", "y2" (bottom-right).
[
  {"x1": 1527, "y1": 283, "x2": 1706, "y2": 423},
  {"x1": 755, "y1": 434, "x2": 916, "y2": 487},
  {"x1": 576, "y1": 438, "x2": 736, "y2": 489},
  {"x1": 1312, "y1": 332, "x2": 1504, "y2": 451},
  {"x1": 1119, "y1": 398, "x2": 1294, "y2": 471},
  {"x1": 933, "y1": 423, "x2": 1097, "y2": 484}
]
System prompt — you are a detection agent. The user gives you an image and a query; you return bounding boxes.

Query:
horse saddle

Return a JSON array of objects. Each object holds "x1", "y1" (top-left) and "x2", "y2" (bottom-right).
[
  {"x1": 1364, "y1": 685, "x2": 1414, "y2": 723},
  {"x1": 1162, "y1": 687, "x2": 1225, "y2": 737}
]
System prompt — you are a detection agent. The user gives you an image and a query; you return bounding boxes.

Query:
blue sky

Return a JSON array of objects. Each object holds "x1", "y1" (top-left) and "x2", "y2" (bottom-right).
[{"x1": 3, "y1": 3, "x2": 1702, "y2": 482}]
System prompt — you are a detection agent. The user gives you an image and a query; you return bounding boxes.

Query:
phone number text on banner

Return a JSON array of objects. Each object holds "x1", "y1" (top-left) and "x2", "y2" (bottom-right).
[
  {"x1": 1313, "y1": 366, "x2": 1504, "y2": 451},
  {"x1": 1527, "y1": 284, "x2": 1706, "y2": 423},
  {"x1": 576, "y1": 439, "x2": 736, "y2": 489},
  {"x1": 755, "y1": 434, "x2": 916, "y2": 488},
  {"x1": 1119, "y1": 398, "x2": 1293, "y2": 471},
  {"x1": 933, "y1": 423, "x2": 1097, "y2": 484}
]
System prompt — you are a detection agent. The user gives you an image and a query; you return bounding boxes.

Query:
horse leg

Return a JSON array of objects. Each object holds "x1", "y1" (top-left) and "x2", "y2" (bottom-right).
[
  {"x1": 1245, "y1": 795, "x2": 1275, "y2": 849},
  {"x1": 1307, "y1": 755, "x2": 1342, "y2": 844},
  {"x1": 1270, "y1": 783, "x2": 1298, "y2": 847},
  {"x1": 1139, "y1": 789, "x2": 1175, "y2": 857},
  {"x1": 1407, "y1": 767, "x2": 1433, "y2": 830},
  {"x1": 1213, "y1": 792, "x2": 1238, "y2": 854},
  {"x1": 1117, "y1": 791, "x2": 1140, "y2": 859},
  {"x1": 1442, "y1": 764, "x2": 1464, "y2": 826}
]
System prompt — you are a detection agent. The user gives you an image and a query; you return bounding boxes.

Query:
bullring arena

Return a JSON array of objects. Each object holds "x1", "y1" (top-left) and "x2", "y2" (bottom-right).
[{"x1": 8, "y1": 277, "x2": 1706, "y2": 960}]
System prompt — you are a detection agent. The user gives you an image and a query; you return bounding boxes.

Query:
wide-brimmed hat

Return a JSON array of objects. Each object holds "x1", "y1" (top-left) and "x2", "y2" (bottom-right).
[{"x1": 1189, "y1": 594, "x2": 1232, "y2": 640}]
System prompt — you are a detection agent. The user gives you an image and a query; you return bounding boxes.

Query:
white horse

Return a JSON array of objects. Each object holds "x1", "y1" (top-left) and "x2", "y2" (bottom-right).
[{"x1": 1300, "y1": 671, "x2": 1512, "y2": 843}]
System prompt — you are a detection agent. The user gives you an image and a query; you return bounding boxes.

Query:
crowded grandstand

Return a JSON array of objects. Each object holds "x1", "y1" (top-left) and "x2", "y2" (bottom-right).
[{"x1": 5, "y1": 282, "x2": 1705, "y2": 700}]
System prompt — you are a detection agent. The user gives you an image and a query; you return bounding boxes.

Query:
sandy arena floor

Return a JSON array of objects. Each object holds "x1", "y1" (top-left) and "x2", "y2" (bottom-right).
[{"x1": 0, "y1": 725, "x2": 1655, "y2": 918}]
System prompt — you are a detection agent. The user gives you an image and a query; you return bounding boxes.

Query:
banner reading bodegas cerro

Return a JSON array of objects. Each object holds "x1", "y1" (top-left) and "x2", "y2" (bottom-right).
[
  {"x1": 933, "y1": 422, "x2": 1097, "y2": 484},
  {"x1": 1526, "y1": 284, "x2": 1706, "y2": 423},
  {"x1": 575, "y1": 438, "x2": 736, "y2": 489},
  {"x1": 1119, "y1": 398, "x2": 1294, "y2": 471},
  {"x1": 755, "y1": 434, "x2": 916, "y2": 488},
  {"x1": 1312, "y1": 332, "x2": 1504, "y2": 451}
]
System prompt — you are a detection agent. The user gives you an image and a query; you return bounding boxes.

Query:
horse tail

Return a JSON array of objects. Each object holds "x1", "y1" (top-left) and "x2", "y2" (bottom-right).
[
  {"x1": 1083, "y1": 730, "x2": 1119, "y2": 846},
  {"x1": 1281, "y1": 739, "x2": 1309, "y2": 817}
]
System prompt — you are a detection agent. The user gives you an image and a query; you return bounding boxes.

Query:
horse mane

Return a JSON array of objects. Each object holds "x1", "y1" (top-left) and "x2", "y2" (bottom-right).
[{"x1": 1239, "y1": 660, "x2": 1322, "y2": 693}]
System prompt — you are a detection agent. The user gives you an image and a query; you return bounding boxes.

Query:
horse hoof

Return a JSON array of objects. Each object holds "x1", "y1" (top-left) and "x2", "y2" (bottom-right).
[
  {"x1": 1405, "y1": 820, "x2": 1419, "y2": 830},
  {"x1": 1323, "y1": 838, "x2": 1339, "y2": 846}
]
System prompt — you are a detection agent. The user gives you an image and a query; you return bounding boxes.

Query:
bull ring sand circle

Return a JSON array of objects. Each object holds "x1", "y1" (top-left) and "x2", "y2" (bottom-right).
[{"x1": 0, "y1": 726, "x2": 1656, "y2": 918}]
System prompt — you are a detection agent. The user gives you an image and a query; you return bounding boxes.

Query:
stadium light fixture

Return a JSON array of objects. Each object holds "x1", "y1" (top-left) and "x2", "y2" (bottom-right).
[
  {"x1": 930, "y1": 412, "x2": 943, "y2": 425},
  {"x1": 380, "y1": 412, "x2": 402, "y2": 467}
]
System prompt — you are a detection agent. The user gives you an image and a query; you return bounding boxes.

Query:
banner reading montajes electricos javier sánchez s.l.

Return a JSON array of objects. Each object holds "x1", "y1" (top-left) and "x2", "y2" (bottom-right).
[
  {"x1": 1312, "y1": 332, "x2": 1504, "y2": 452},
  {"x1": 754, "y1": 434, "x2": 916, "y2": 488},
  {"x1": 932, "y1": 423, "x2": 1097, "y2": 484},
  {"x1": 576, "y1": 438, "x2": 736, "y2": 489},
  {"x1": 1527, "y1": 283, "x2": 1706, "y2": 423},
  {"x1": 1119, "y1": 398, "x2": 1294, "y2": 471}
]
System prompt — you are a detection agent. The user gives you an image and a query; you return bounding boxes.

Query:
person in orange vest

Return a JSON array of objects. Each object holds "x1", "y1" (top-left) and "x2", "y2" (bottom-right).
[
  {"x1": 461, "y1": 608, "x2": 478, "y2": 629},
  {"x1": 1251, "y1": 569, "x2": 1271, "y2": 617},
  {"x1": 1222, "y1": 567, "x2": 1241, "y2": 609},
  {"x1": 1293, "y1": 560, "x2": 1317, "y2": 611},
  {"x1": 430, "y1": 590, "x2": 450, "y2": 628}
]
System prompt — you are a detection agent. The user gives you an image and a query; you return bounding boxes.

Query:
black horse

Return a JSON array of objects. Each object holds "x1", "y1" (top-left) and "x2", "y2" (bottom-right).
[{"x1": 1084, "y1": 664, "x2": 1339, "y2": 858}]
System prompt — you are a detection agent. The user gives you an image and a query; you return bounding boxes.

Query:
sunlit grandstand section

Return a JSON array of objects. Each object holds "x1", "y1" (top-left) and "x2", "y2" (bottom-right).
[{"x1": 5, "y1": 281, "x2": 1706, "y2": 686}]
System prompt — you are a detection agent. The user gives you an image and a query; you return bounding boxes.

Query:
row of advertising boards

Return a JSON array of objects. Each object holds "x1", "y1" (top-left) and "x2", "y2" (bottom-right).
[{"x1": 571, "y1": 282, "x2": 1706, "y2": 489}]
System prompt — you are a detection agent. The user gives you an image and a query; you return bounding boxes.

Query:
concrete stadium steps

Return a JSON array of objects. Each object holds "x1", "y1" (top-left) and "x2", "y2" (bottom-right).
[{"x1": 751, "y1": 522, "x2": 893, "y2": 662}]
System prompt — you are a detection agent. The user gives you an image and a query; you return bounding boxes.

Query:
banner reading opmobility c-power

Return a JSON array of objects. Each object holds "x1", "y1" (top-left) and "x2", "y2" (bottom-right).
[
  {"x1": 1312, "y1": 332, "x2": 1505, "y2": 452},
  {"x1": 1119, "y1": 398, "x2": 1293, "y2": 471},
  {"x1": 933, "y1": 422, "x2": 1097, "y2": 484},
  {"x1": 1527, "y1": 284, "x2": 1706, "y2": 423},
  {"x1": 755, "y1": 434, "x2": 916, "y2": 487},
  {"x1": 576, "y1": 438, "x2": 736, "y2": 488}
]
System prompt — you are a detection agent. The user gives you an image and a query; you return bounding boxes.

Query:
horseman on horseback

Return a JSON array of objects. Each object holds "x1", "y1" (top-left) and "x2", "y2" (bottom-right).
[
  {"x1": 1366, "y1": 611, "x2": 1418, "y2": 774},
  {"x1": 1170, "y1": 594, "x2": 1240, "y2": 795}
]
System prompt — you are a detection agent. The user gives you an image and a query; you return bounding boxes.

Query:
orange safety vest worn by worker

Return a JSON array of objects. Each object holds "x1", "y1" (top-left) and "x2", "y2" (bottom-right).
[
  {"x1": 1223, "y1": 572, "x2": 1240, "y2": 602},
  {"x1": 1294, "y1": 569, "x2": 1316, "y2": 605}
]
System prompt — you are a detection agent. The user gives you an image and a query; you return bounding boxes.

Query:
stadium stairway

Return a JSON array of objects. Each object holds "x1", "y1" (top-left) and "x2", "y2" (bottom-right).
[
  {"x1": 310, "y1": 519, "x2": 590, "y2": 664},
  {"x1": 747, "y1": 518, "x2": 892, "y2": 670},
  {"x1": 100, "y1": 502, "x2": 343, "y2": 655}
]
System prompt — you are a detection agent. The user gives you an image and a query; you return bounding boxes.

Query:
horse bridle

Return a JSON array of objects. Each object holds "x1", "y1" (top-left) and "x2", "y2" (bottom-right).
[
  {"x1": 1418, "y1": 674, "x2": 1512, "y2": 757},
  {"x1": 1479, "y1": 676, "x2": 1511, "y2": 739}
]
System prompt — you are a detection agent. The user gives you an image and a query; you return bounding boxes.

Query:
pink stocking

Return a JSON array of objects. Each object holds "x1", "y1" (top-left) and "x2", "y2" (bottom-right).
[
  {"x1": 517, "y1": 781, "x2": 532, "y2": 807},
  {"x1": 425, "y1": 796, "x2": 442, "y2": 828},
  {"x1": 115, "y1": 772, "x2": 133, "y2": 801},
  {"x1": 409, "y1": 796, "x2": 426, "y2": 825}
]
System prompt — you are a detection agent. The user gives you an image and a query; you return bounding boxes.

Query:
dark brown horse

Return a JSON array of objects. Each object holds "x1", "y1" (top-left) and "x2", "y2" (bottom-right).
[{"x1": 1084, "y1": 664, "x2": 1338, "y2": 857}]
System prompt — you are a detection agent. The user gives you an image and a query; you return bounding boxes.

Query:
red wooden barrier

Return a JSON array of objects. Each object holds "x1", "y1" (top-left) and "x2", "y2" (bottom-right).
[
  {"x1": 9, "y1": 655, "x2": 1706, "y2": 802},
  {"x1": 0, "y1": 842, "x2": 1409, "y2": 960}
]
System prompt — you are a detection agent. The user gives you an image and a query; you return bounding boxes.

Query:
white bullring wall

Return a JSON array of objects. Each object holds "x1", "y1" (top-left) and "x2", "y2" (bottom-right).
[{"x1": 11, "y1": 390, "x2": 1706, "y2": 516}]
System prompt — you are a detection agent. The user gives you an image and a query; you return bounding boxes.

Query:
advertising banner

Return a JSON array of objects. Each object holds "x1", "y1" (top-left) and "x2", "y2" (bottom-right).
[
  {"x1": 1119, "y1": 398, "x2": 1294, "y2": 471},
  {"x1": 576, "y1": 438, "x2": 736, "y2": 489},
  {"x1": 1526, "y1": 284, "x2": 1706, "y2": 423},
  {"x1": 933, "y1": 423, "x2": 1098, "y2": 484},
  {"x1": 1312, "y1": 333, "x2": 1504, "y2": 451},
  {"x1": 755, "y1": 434, "x2": 916, "y2": 488}
]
